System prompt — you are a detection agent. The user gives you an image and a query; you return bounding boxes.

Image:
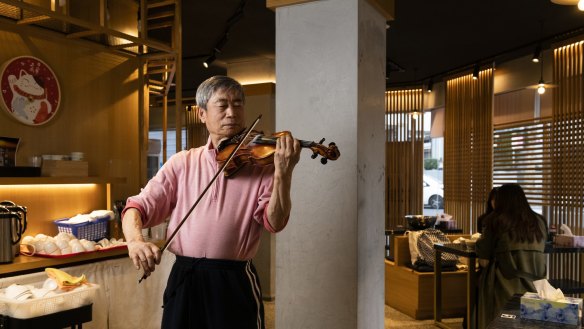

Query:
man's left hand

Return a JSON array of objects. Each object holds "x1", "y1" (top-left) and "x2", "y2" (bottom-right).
[{"x1": 274, "y1": 132, "x2": 301, "y2": 176}]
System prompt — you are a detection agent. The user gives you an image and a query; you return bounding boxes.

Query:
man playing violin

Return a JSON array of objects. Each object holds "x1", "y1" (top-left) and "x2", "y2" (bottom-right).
[{"x1": 121, "y1": 75, "x2": 301, "y2": 329}]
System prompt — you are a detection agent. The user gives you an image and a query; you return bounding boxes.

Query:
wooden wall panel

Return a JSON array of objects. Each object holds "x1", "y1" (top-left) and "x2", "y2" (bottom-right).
[{"x1": 0, "y1": 23, "x2": 141, "y2": 232}]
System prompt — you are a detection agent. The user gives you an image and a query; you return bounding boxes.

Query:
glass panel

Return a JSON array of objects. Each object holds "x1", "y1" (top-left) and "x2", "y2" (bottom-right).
[{"x1": 423, "y1": 110, "x2": 444, "y2": 216}]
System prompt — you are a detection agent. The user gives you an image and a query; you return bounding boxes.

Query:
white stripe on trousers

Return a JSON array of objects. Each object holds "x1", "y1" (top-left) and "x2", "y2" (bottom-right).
[{"x1": 245, "y1": 260, "x2": 262, "y2": 329}]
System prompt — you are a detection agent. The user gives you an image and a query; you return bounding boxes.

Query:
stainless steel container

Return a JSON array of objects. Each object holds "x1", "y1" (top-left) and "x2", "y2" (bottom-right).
[
  {"x1": 1, "y1": 201, "x2": 27, "y2": 256},
  {"x1": 0, "y1": 207, "x2": 24, "y2": 263}
]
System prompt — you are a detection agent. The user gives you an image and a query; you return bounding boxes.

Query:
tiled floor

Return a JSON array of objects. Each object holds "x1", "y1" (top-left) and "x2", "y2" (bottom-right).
[
  {"x1": 264, "y1": 301, "x2": 463, "y2": 329},
  {"x1": 264, "y1": 301, "x2": 462, "y2": 329}
]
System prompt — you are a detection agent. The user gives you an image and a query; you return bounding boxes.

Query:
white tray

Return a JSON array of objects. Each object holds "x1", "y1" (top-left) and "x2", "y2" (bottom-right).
[{"x1": 0, "y1": 283, "x2": 99, "y2": 319}]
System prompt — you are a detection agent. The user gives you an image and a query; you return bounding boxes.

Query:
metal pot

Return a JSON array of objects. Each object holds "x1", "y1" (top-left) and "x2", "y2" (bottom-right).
[{"x1": 0, "y1": 200, "x2": 27, "y2": 258}]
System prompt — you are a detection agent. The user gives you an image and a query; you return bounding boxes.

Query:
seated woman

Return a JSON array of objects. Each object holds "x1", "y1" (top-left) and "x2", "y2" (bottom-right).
[{"x1": 475, "y1": 183, "x2": 547, "y2": 329}]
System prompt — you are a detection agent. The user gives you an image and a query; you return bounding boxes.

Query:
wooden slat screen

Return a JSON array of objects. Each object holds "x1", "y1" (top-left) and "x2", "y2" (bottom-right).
[
  {"x1": 444, "y1": 69, "x2": 493, "y2": 233},
  {"x1": 385, "y1": 89, "x2": 424, "y2": 228},
  {"x1": 551, "y1": 40, "x2": 584, "y2": 224},
  {"x1": 549, "y1": 40, "x2": 584, "y2": 288},
  {"x1": 185, "y1": 105, "x2": 209, "y2": 149}
]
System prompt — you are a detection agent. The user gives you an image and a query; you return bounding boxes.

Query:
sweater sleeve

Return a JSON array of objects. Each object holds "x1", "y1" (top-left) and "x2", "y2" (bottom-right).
[{"x1": 124, "y1": 151, "x2": 184, "y2": 228}]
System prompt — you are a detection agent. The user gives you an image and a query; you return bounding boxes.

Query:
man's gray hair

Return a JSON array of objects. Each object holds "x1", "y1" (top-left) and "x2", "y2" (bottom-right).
[{"x1": 196, "y1": 75, "x2": 245, "y2": 110}]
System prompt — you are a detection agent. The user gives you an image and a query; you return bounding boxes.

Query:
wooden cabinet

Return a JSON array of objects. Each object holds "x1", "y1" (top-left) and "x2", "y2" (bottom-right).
[{"x1": 385, "y1": 235, "x2": 469, "y2": 320}]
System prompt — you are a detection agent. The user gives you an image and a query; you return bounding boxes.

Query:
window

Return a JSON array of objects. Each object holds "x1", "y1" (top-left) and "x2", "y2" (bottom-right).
[{"x1": 147, "y1": 129, "x2": 187, "y2": 178}]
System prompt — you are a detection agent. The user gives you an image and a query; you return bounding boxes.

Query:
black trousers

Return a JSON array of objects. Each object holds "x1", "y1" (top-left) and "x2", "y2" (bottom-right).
[{"x1": 161, "y1": 256, "x2": 265, "y2": 329}]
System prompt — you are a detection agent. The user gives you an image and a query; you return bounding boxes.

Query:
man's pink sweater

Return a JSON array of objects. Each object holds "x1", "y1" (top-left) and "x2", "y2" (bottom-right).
[{"x1": 124, "y1": 138, "x2": 286, "y2": 260}]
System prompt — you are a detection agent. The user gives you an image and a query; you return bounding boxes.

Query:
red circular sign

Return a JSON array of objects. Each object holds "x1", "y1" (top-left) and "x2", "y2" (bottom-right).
[{"x1": 0, "y1": 56, "x2": 61, "y2": 126}]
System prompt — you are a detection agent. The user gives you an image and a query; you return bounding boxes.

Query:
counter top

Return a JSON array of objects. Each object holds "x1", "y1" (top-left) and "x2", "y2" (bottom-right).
[{"x1": 0, "y1": 240, "x2": 164, "y2": 278}]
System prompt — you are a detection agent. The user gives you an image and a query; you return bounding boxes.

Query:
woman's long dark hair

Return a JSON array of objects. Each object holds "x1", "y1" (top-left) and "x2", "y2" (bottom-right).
[
  {"x1": 476, "y1": 187, "x2": 497, "y2": 233},
  {"x1": 485, "y1": 183, "x2": 545, "y2": 243},
  {"x1": 485, "y1": 187, "x2": 497, "y2": 213}
]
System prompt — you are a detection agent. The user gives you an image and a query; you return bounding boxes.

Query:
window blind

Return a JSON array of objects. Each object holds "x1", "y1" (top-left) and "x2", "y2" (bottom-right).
[{"x1": 493, "y1": 117, "x2": 552, "y2": 208}]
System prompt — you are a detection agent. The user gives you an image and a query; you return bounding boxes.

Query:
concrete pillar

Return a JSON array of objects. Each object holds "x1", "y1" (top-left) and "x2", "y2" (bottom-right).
[{"x1": 271, "y1": 0, "x2": 391, "y2": 328}]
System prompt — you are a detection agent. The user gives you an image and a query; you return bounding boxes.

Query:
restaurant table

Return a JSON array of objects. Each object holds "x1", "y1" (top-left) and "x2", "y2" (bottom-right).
[
  {"x1": 0, "y1": 304, "x2": 92, "y2": 329},
  {"x1": 434, "y1": 243, "x2": 477, "y2": 329},
  {"x1": 486, "y1": 294, "x2": 581, "y2": 328}
]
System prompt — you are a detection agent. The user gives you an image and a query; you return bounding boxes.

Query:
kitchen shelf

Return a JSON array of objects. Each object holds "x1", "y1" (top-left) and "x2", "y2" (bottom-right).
[{"x1": 0, "y1": 177, "x2": 126, "y2": 185}]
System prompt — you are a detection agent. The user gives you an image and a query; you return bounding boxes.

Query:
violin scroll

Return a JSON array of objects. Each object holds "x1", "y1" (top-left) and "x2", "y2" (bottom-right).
[{"x1": 307, "y1": 139, "x2": 340, "y2": 165}]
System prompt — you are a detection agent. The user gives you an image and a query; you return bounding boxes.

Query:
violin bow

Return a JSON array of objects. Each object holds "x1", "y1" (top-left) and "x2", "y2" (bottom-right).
[{"x1": 138, "y1": 114, "x2": 262, "y2": 283}]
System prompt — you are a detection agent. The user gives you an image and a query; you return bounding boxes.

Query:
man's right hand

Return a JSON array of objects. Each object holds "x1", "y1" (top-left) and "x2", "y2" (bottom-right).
[
  {"x1": 128, "y1": 240, "x2": 162, "y2": 279},
  {"x1": 122, "y1": 208, "x2": 162, "y2": 280}
]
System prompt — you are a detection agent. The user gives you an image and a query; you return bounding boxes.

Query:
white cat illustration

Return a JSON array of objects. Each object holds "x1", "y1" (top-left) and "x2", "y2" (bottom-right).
[{"x1": 8, "y1": 69, "x2": 52, "y2": 125}]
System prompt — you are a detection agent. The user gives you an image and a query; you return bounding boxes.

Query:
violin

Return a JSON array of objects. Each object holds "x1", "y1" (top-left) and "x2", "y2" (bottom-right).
[{"x1": 217, "y1": 130, "x2": 340, "y2": 177}]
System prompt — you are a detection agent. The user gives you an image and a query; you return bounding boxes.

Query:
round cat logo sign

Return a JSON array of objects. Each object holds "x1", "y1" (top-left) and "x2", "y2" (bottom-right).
[{"x1": 0, "y1": 56, "x2": 61, "y2": 126}]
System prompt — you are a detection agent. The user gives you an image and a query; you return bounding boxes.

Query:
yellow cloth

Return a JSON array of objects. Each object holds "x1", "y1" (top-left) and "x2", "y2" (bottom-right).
[{"x1": 45, "y1": 268, "x2": 87, "y2": 291}]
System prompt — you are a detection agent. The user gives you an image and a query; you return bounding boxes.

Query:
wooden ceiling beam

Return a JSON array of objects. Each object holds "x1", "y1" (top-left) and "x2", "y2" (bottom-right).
[
  {"x1": 147, "y1": 0, "x2": 176, "y2": 10},
  {"x1": 0, "y1": 0, "x2": 175, "y2": 55},
  {"x1": 17, "y1": 15, "x2": 50, "y2": 25},
  {"x1": 67, "y1": 29, "x2": 102, "y2": 39}
]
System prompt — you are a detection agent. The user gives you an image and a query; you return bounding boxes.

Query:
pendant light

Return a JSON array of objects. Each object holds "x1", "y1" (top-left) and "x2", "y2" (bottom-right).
[{"x1": 537, "y1": 53, "x2": 546, "y2": 95}]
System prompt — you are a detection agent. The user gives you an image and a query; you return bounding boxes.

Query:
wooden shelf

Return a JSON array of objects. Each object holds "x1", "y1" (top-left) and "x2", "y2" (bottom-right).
[
  {"x1": 0, "y1": 247, "x2": 129, "y2": 278},
  {"x1": 0, "y1": 240, "x2": 165, "y2": 278},
  {"x1": 0, "y1": 177, "x2": 126, "y2": 185}
]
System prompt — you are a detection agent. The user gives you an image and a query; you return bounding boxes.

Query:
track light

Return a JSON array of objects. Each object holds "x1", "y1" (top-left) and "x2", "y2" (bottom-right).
[
  {"x1": 532, "y1": 45, "x2": 541, "y2": 63},
  {"x1": 427, "y1": 78, "x2": 433, "y2": 93},
  {"x1": 227, "y1": 9, "x2": 243, "y2": 27},
  {"x1": 579, "y1": 0, "x2": 584, "y2": 11},
  {"x1": 203, "y1": 54, "x2": 216, "y2": 68},
  {"x1": 214, "y1": 34, "x2": 229, "y2": 53},
  {"x1": 472, "y1": 63, "x2": 480, "y2": 80}
]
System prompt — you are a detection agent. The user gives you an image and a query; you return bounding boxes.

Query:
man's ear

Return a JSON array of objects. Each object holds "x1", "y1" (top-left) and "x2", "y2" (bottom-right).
[{"x1": 197, "y1": 106, "x2": 206, "y2": 123}]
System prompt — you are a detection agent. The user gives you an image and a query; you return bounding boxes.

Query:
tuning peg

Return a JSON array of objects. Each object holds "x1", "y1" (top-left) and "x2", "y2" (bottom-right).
[
  {"x1": 319, "y1": 138, "x2": 325, "y2": 144},
  {"x1": 311, "y1": 152, "x2": 318, "y2": 159},
  {"x1": 329, "y1": 142, "x2": 336, "y2": 146},
  {"x1": 321, "y1": 158, "x2": 328, "y2": 165}
]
